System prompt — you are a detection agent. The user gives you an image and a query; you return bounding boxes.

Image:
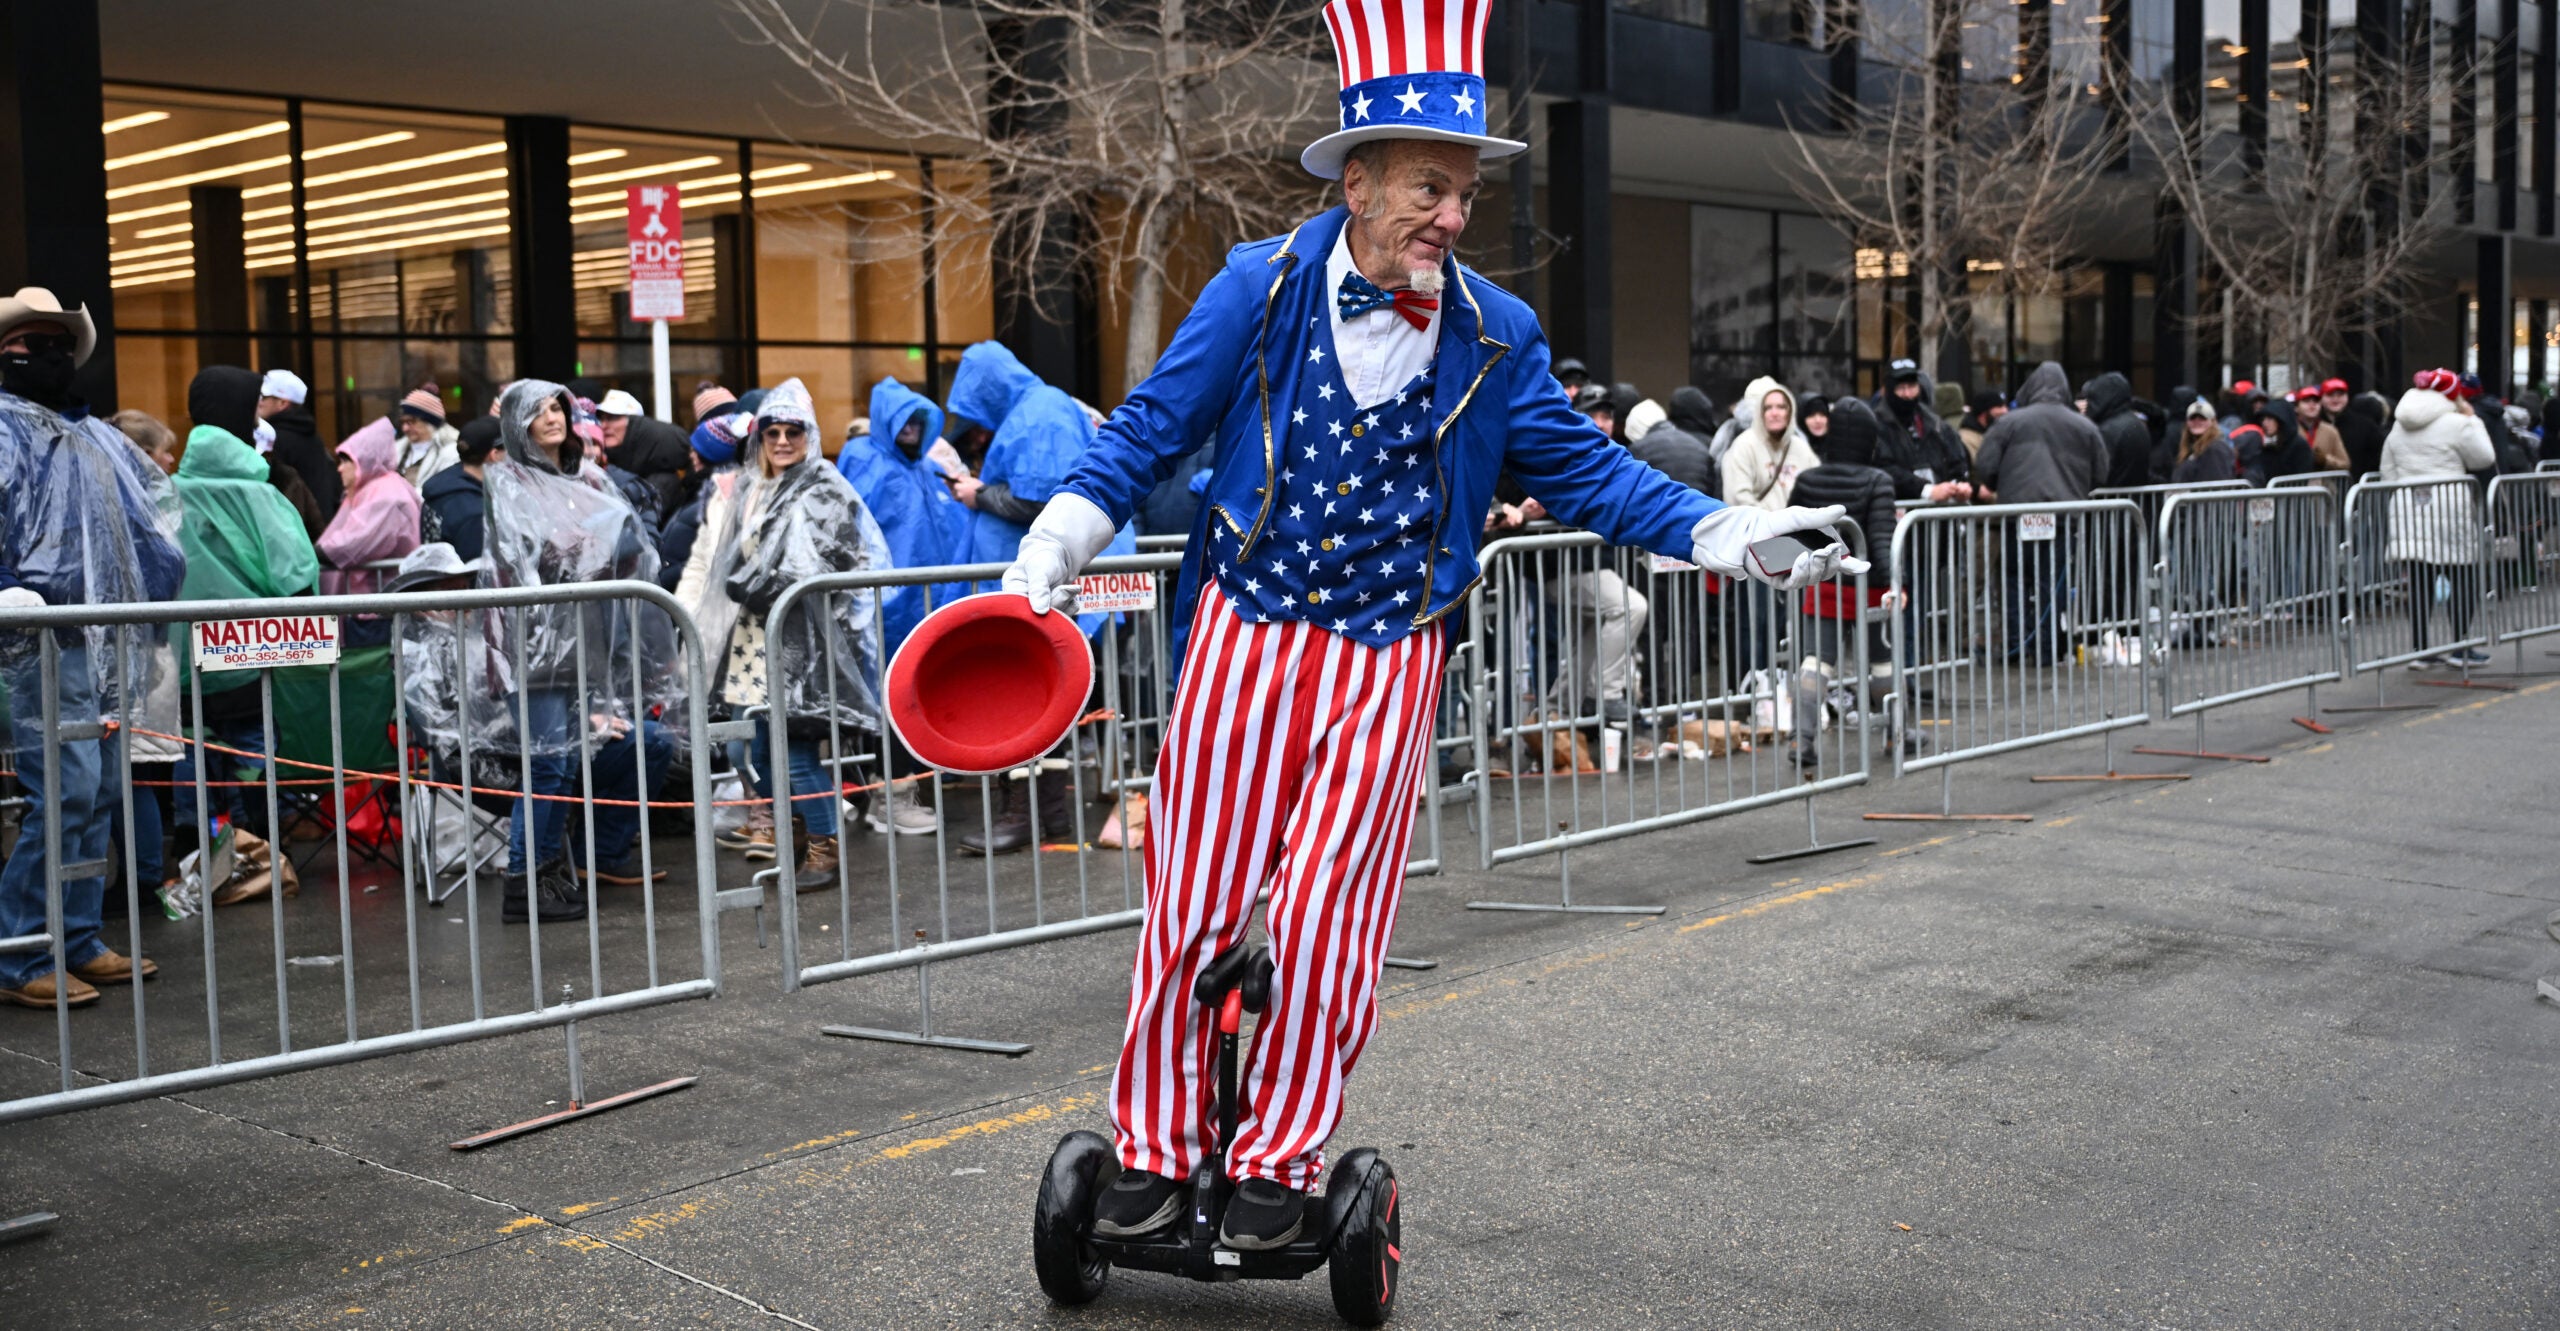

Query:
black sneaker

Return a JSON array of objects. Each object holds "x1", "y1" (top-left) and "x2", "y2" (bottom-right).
[
  {"x1": 503, "y1": 859, "x2": 589, "y2": 924},
  {"x1": 1217, "y1": 1177, "x2": 1304, "y2": 1251},
  {"x1": 1091, "y1": 1170, "x2": 1183, "y2": 1238}
]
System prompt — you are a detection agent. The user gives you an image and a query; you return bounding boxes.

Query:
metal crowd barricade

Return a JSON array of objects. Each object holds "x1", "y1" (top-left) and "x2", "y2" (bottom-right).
[
  {"x1": 2340, "y1": 476, "x2": 2490, "y2": 695},
  {"x1": 2267, "y1": 470, "x2": 2352, "y2": 502},
  {"x1": 2484, "y1": 471, "x2": 2560, "y2": 664},
  {"x1": 2147, "y1": 487, "x2": 2344, "y2": 756},
  {"x1": 1463, "y1": 519, "x2": 1874, "y2": 910},
  {"x1": 1882, "y1": 499, "x2": 2150, "y2": 817},
  {"x1": 2092, "y1": 480, "x2": 2252, "y2": 542},
  {"x1": 0, "y1": 581, "x2": 719, "y2": 1132}
]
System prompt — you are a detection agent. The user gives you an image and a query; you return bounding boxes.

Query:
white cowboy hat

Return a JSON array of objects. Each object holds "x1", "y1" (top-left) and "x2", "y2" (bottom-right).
[{"x1": 0, "y1": 288, "x2": 97, "y2": 368}]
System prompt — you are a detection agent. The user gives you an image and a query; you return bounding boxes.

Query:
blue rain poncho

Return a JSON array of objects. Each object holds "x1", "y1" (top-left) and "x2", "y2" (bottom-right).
[
  {"x1": 945, "y1": 342, "x2": 1134, "y2": 632},
  {"x1": 836, "y1": 377, "x2": 966, "y2": 650},
  {"x1": 0, "y1": 393, "x2": 185, "y2": 750}
]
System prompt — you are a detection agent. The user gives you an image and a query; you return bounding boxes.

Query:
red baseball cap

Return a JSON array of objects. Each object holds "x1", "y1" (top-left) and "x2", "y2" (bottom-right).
[
  {"x1": 2289, "y1": 386, "x2": 2322, "y2": 403},
  {"x1": 2232, "y1": 379, "x2": 2256, "y2": 395},
  {"x1": 2320, "y1": 377, "x2": 2350, "y2": 395},
  {"x1": 886, "y1": 593, "x2": 1093, "y2": 776},
  {"x1": 2413, "y1": 368, "x2": 2460, "y2": 395}
]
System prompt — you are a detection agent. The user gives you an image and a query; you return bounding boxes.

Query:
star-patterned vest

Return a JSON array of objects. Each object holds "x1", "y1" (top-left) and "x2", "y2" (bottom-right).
[{"x1": 1207, "y1": 324, "x2": 1440, "y2": 644}]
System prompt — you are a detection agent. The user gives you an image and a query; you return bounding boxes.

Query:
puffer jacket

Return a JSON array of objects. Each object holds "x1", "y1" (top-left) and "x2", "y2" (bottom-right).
[
  {"x1": 1785, "y1": 397, "x2": 1897, "y2": 559},
  {"x1": 1973, "y1": 362, "x2": 2109, "y2": 504},
  {"x1": 2379, "y1": 388, "x2": 2495, "y2": 566},
  {"x1": 2082, "y1": 372, "x2": 2154, "y2": 490}
]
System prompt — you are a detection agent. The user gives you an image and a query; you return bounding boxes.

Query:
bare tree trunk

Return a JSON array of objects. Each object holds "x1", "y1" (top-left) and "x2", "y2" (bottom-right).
[
  {"x1": 1122, "y1": 194, "x2": 1175, "y2": 393},
  {"x1": 1120, "y1": 0, "x2": 1187, "y2": 394}
]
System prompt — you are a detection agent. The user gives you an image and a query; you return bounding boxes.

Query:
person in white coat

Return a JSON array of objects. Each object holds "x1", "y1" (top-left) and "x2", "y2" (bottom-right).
[
  {"x1": 1719, "y1": 376, "x2": 1820, "y2": 675},
  {"x1": 2380, "y1": 369, "x2": 2497, "y2": 666}
]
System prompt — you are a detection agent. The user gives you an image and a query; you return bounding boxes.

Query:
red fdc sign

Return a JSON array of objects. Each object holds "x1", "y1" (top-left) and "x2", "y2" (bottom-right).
[{"x1": 627, "y1": 184, "x2": 685, "y2": 321}]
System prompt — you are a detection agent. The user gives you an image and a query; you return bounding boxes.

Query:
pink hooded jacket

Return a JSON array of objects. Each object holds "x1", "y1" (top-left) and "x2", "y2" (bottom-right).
[{"x1": 318, "y1": 416, "x2": 421, "y2": 594}]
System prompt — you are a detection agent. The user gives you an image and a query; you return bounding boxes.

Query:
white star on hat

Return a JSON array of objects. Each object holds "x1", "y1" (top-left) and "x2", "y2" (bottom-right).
[
  {"x1": 1451, "y1": 90, "x2": 1477, "y2": 118},
  {"x1": 1350, "y1": 91, "x2": 1374, "y2": 121},
  {"x1": 1395, "y1": 85, "x2": 1427, "y2": 115}
]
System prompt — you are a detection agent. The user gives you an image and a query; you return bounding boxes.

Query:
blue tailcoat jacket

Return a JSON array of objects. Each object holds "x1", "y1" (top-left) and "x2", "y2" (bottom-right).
[{"x1": 1059, "y1": 206, "x2": 1723, "y2": 656}]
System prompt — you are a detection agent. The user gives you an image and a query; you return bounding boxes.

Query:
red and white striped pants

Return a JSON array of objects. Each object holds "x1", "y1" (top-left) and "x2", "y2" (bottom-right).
[{"x1": 1109, "y1": 589, "x2": 1445, "y2": 1190}]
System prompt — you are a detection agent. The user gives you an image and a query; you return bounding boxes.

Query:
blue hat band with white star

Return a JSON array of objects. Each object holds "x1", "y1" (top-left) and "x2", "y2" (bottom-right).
[{"x1": 1339, "y1": 70, "x2": 1487, "y2": 135}]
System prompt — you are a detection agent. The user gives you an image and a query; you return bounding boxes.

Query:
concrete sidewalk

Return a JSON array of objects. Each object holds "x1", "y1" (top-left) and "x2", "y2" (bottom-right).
[{"x1": 4, "y1": 673, "x2": 2557, "y2": 1328}]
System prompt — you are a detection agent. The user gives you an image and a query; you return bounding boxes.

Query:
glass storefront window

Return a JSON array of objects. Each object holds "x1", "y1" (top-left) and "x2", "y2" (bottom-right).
[
  {"x1": 1617, "y1": 0, "x2": 1712, "y2": 29},
  {"x1": 752, "y1": 144, "x2": 927, "y2": 347},
  {"x1": 103, "y1": 88, "x2": 291, "y2": 334},
  {"x1": 566, "y1": 127, "x2": 739, "y2": 344}
]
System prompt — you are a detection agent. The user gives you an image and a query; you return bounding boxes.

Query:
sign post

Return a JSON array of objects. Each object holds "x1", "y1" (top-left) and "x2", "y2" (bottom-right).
[{"x1": 626, "y1": 184, "x2": 685, "y2": 422}]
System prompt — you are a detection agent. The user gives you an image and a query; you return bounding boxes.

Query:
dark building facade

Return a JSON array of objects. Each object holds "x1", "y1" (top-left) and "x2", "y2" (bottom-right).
[{"x1": 0, "y1": 0, "x2": 2545, "y2": 434}]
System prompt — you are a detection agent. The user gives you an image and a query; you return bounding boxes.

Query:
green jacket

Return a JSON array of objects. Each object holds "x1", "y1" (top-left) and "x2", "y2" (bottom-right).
[{"x1": 175, "y1": 425, "x2": 320, "y2": 692}]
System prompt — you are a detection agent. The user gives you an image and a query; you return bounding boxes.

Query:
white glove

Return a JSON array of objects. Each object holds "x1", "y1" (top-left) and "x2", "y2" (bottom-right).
[
  {"x1": 0, "y1": 587, "x2": 42, "y2": 610},
  {"x1": 1001, "y1": 491, "x2": 1118, "y2": 616},
  {"x1": 1689, "y1": 505, "x2": 1871, "y2": 591}
]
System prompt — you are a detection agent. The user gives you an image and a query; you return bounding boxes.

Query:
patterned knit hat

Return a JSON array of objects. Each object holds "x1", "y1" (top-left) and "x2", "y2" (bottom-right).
[
  {"x1": 399, "y1": 383, "x2": 445, "y2": 422},
  {"x1": 692, "y1": 384, "x2": 736, "y2": 423}
]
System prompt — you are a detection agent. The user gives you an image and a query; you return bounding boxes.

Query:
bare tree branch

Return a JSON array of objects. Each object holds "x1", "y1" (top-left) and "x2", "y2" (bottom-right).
[
  {"x1": 1781, "y1": 0, "x2": 2114, "y2": 382},
  {"x1": 727, "y1": 0, "x2": 1338, "y2": 393}
]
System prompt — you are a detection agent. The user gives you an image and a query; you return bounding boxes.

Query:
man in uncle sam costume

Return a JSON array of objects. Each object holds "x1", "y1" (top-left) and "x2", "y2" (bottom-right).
[{"x1": 1002, "y1": 0, "x2": 1865, "y2": 1248}]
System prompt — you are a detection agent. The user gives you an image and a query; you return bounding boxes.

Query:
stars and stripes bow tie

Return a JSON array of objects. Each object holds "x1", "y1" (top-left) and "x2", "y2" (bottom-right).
[{"x1": 1337, "y1": 270, "x2": 1439, "y2": 331}]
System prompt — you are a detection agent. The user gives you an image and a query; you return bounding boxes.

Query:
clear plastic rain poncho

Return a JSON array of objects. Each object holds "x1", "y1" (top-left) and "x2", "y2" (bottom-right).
[
  {"x1": 401, "y1": 379, "x2": 679, "y2": 764},
  {"x1": 0, "y1": 393, "x2": 186, "y2": 752},
  {"x1": 689, "y1": 377, "x2": 890, "y2": 738}
]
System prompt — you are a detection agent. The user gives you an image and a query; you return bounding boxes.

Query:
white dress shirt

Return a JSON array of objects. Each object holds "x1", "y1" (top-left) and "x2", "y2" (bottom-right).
[{"x1": 1326, "y1": 227, "x2": 1441, "y2": 411}]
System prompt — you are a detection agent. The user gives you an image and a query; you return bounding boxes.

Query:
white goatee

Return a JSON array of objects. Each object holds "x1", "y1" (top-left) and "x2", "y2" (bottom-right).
[{"x1": 1407, "y1": 265, "x2": 1445, "y2": 297}]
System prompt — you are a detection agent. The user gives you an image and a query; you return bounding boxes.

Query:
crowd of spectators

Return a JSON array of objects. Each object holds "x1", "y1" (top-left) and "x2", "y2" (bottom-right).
[{"x1": 0, "y1": 266, "x2": 2548, "y2": 1007}]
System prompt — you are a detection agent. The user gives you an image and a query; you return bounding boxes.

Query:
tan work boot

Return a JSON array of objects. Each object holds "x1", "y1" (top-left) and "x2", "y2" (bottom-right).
[
  {"x1": 0, "y1": 971, "x2": 100, "y2": 1008},
  {"x1": 735, "y1": 807, "x2": 779, "y2": 860},
  {"x1": 791, "y1": 827, "x2": 840, "y2": 894},
  {"x1": 71, "y1": 950, "x2": 158, "y2": 985}
]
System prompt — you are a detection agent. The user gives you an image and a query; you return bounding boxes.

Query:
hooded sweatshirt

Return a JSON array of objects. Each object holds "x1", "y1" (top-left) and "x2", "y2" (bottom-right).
[
  {"x1": 1719, "y1": 375, "x2": 1820, "y2": 512},
  {"x1": 1973, "y1": 361, "x2": 2109, "y2": 504},
  {"x1": 837, "y1": 376, "x2": 967, "y2": 649},
  {"x1": 1785, "y1": 396, "x2": 1897, "y2": 555},
  {"x1": 318, "y1": 416, "x2": 421, "y2": 594},
  {"x1": 2082, "y1": 372, "x2": 2155, "y2": 490},
  {"x1": 265, "y1": 400, "x2": 342, "y2": 522}
]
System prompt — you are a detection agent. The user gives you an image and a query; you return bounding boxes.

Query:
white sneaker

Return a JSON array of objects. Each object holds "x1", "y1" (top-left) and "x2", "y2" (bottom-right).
[{"x1": 866, "y1": 782, "x2": 940, "y2": 836}]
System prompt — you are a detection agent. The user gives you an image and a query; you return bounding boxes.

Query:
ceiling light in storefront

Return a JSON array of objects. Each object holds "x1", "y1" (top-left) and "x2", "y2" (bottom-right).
[
  {"x1": 567, "y1": 161, "x2": 810, "y2": 209},
  {"x1": 243, "y1": 188, "x2": 515, "y2": 240},
  {"x1": 109, "y1": 253, "x2": 197, "y2": 278},
  {"x1": 243, "y1": 206, "x2": 513, "y2": 257},
  {"x1": 106, "y1": 153, "x2": 290, "y2": 200},
  {"x1": 247, "y1": 221, "x2": 512, "y2": 269},
  {"x1": 104, "y1": 120, "x2": 287, "y2": 171},
  {"x1": 568, "y1": 149, "x2": 628, "y2": 166},
  {"x1": 304, "y1": 131, "x2": 417, "y2": 161},
  {"x1": 248, "y1": 166, "x2": 512, "y2": 221},
  {"x1": 751, "y1": 170, "x2": 897, "y2": 200},
  {"x1": 106, "y1": 199, "x2": 193, "y2": 225},
  {"x1": 112, "y1": 268, "x2": 193, "y2": 290},
  {"x1": 567, "y1": 155, "x2": 724, "y2": 190},
  {"x1": 101, "y1": 111, "x2": 170, "y2": 135},
  {"x1": 246, "y1": 142, "x2": 507, "y2": 197},
  {"x1": 132, "y1": 221, "x2": 194, "y2": 239},
  {"x1": 107, "y1": 238, "x2": 194, "y2": 261}
]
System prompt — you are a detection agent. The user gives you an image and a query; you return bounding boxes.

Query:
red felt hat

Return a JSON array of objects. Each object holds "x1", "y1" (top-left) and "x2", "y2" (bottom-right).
[{"x1": 886, "y1": 593, "x2": 1093, "y2": 776}]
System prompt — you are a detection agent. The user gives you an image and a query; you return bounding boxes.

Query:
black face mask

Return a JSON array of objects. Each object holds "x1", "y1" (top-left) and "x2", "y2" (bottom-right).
[{"x1": 0, "y1": 346, "x2": 78, "y2": 409}]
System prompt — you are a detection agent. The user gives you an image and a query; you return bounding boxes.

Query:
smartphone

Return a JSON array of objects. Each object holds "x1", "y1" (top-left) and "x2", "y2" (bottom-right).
[{"x1": 1746, "y1": 531, "x2": 1829, "y2": 579}]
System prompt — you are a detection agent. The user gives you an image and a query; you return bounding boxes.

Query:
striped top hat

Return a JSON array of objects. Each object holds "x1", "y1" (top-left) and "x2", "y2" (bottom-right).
[{"x1": 1302, "y1": 0, "x2": 1528, "y2": 180}]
